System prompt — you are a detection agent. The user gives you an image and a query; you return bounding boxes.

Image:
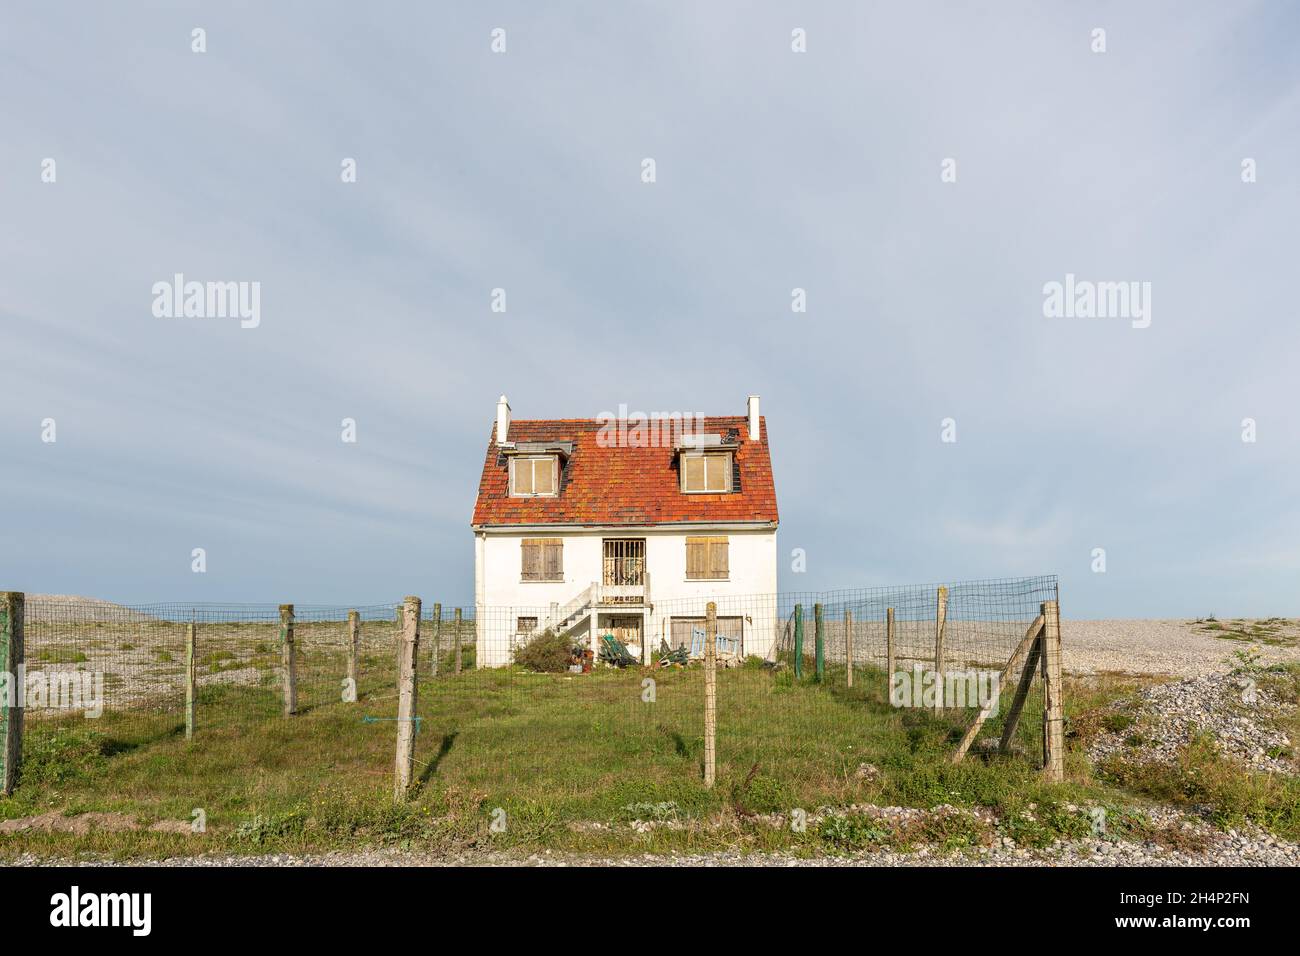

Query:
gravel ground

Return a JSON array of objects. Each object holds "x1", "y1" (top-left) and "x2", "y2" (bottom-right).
[
  {"x1": 11, "y1": 803, "x2": 1299, "y2": 868},
  {"x1": 1088, "y1": 672, "x2": 1295, "y2": 774},
  {"x1": 1062, "y1": 619, "x2": 1300, "y2": 677},
  {"x1": 13, "y1": 831, "x2": 1299, "y2": 868}
]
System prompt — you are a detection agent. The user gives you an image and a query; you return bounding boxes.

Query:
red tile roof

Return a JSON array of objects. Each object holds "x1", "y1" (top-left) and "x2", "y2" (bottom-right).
[{"x1": 471, "y1": 416, "x2": 778, "y2": 527}]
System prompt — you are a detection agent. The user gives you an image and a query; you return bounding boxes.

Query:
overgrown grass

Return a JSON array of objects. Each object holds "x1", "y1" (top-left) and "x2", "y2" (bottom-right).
[
  {"x1": 0, "y1": 662, "x2": 1293, "y2": 859},
  {"x1": 1091, "y1": 662, "x2": 1300, "y2": 841}
]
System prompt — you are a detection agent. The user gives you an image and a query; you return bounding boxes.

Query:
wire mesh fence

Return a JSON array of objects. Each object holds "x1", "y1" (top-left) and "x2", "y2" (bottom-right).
[
  {"x1": 19, "y1": 600, "x2": 402, "y2": 748},
  {"x1": 423, "y1": 576, "x2": 1057, "y2": 795},
  {"x1": 8, "y1": 576, "x2": 1057, "y2": 806}
]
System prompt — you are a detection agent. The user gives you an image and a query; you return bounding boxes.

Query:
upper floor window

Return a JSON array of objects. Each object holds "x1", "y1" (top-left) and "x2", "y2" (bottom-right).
[
  {"x1": 686, "y1": 536, "x2": 729, "y2": 580},
  {"x1": 681, "y1": 452, "x2": 731, "y2": 493},
  {"x1": 511, "y1": 455, "x2": 558, "y2": 497}
]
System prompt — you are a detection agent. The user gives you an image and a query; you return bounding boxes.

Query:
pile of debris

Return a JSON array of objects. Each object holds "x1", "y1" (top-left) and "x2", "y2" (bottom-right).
[{"x1": 1088, "y1": 672, "x2": 1295, "y2": 775}]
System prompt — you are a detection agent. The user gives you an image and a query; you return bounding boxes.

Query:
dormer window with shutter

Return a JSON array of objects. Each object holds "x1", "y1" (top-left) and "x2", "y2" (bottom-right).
[
  {"x1": 680, "y1": 451, "x2": 732, "y2": 494},
  {"x1": 510, "y1": 455, "x2": 558, "y2": 497}
]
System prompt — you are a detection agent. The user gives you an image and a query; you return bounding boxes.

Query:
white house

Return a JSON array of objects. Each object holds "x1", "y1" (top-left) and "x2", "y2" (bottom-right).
[{"x1": 471, "y1": 396, "x2": 780, "y2": 666}]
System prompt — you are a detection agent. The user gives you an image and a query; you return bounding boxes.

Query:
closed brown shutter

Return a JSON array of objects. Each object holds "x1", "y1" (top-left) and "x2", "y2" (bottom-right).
[
  {"x1": 686, "y1": 537, "x2": 727, "y2": 579},
  {"x1": 521, "y1": 539, "x2": 542, "y2": 580},
  {"x1": 708, "y1": 537, "x2": 729, "y2": 578},
  {"x1": 543, "y1": 539, "x2": 563, "y2": 580},
  {"x1": 685, "y1": 537, "x2": 706, "y2": 579}
]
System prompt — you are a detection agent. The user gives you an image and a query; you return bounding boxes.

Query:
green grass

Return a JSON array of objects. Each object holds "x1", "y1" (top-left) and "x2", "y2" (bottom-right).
[
  {"x1": 1195, "y1": 617, "x2": 1299, "y2": 647},
  {"x1": 0, "y1": 662, "x2": 1293, "y2": 859},
  {"x1": 1093, "y1": 663, "x2": 1300, "y2": 841}
]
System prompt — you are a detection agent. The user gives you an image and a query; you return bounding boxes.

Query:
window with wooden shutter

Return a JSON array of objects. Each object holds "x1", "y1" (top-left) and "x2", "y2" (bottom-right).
[
  {"x1": 708, "y1": 537, "x2": 729, "y2": 578},
  {"x1": 681, "y1": 452, "x2": 731, "y2": 493},
  {"x1": 522, "y1": 538, "x2": 563, "y2": 581},
  {"x1": 533, "y1": 458, "x2": 555, "y2": 494},
  {"x1": 686, "y1": 536, "x2": 728, "y2": 580},
  {"x1": 542, "y1": 539, "x2": 563, "y2": 579},
  {"x1": 521, "y1": 539, "x2": 542, "y2": 580},
  {"x1": 511, "y1": 456, "x2": 558, "y2": 497}
]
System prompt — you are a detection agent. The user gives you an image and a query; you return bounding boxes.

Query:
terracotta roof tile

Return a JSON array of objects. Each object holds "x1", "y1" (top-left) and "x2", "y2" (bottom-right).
[{"x1": 471, "y1": 416, "x2": 778, "y2": 527}]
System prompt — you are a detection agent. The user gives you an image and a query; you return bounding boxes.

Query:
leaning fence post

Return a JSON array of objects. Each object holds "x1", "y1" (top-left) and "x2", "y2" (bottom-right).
[
  {"x1": 430, "y1": 602, "x2": 441, "y2": 676},
  {"x1": 1040, "y1": 599, "x2": 1065, "y2": 782},
  {"x1": 1, "y1": 592, "x2": 25, "y2": 795},
  {"x1": 885, "y1": 607, "x2": 895, "y2": 697},
  {"x1": 394, "y1": 595, "x2": 422, "y2": 800},
  {"x1": 346, "y1": 610, "x2": 360, "y2": 693},
  {"x1": 185, "y1": 620, "x2": 196, "y2": 739},
  {"x1": 793, "y1": 604, "x2": 804, "y2": 679},
  {"x1": 814, "y1": 603, "x2": 825, "y2": 682},
  {"x1": 844, "y1": 609, "x2": 853, "y2": 689},
  {"x1": 280, "y1": 604, "x2": 297, "y2": 716},
  {"x1": 933, "y1": 586, "x2": 948, "y2": 711},
  {"x1": 454, "y1": 607, "x2": 463, "y2": 674},
  {"x1": 703, "y1": 601, "x2": 717, "y2": 789}
]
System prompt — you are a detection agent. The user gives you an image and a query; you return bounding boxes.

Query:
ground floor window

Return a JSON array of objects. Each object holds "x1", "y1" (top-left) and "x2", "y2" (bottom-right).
[{"x1": 669, "y1": 615, "x2": 743, "y2": 656}]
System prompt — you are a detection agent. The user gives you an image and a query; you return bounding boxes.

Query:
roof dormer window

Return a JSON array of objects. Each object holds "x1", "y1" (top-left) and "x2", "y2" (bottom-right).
[
  {"x1": 681, "y1": 451, "x2": 732, "y2": 494},
  {"x1": 510, "y1": 455, "x2": 558, "y2": 497}
]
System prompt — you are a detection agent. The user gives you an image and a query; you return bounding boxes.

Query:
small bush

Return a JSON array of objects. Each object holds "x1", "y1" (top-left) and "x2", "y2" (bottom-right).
[
  {"x1": 1102, "y1": 712, "x2": 1134, "y2": 733},
  {"x1": 818, "y1": 812, "x2": 890, "y2": 850},
  {"x1": 619, "y1": 801, "x2": 680, "y2": 822},
  {"x1": 732, "y1": 772, "x2": 791, "y2": 814},
  {"x1": 1101, "y1": 734, "x2": 1300, "y2": 841},
  {"x1": 21, "y1": 731, "x2": 111, "y2": 786},
  {"x1": 512, "y1": 629, "x2": 576, "y2": 673}
]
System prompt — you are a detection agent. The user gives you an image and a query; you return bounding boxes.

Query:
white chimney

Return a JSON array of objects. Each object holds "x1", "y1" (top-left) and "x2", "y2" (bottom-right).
[
  {"x1": 496, "y1": 394, "x2": 511, "y2": 444},
  {"x1": 746, "y1": 394, "x2": 761, "y2": 441}
]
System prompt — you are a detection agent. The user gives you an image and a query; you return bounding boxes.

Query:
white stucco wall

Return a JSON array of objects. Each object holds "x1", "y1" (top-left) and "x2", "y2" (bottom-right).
[{"x1": 474, "y1": 526, "x2": 778, "y2": 666}]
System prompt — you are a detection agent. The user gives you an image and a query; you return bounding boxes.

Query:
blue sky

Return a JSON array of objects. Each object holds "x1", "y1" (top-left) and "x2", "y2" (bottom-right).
[{"x1": 2, "y1": 2, "x2": 1298, "y2": 616}]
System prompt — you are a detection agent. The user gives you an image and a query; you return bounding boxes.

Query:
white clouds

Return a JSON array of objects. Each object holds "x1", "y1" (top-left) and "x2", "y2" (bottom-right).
[{"x1": 1, "y1": 4, "x2": 1297, "y2": 611}]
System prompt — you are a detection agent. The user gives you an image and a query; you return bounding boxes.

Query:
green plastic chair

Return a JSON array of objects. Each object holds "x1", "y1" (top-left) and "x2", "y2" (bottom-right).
[{"x1": 599, "y1": 634, "x2": 637, "y2": 667}]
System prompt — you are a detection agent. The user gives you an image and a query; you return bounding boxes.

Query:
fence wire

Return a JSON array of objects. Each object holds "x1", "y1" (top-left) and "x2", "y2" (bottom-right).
[{"x1": 12, "y1": 576, "x2": 1056, "y2": 806}]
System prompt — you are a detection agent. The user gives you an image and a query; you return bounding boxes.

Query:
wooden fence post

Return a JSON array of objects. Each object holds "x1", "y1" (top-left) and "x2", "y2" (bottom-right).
[
  {"x1": 814, "y1": 603, "x2": 825, "y2": 682},
  {"x1": 934, "y1": 586, "x2": 948, "y2": 711},
  {"x1": 430, "y1": 602, "x2": 441, "y2": 676},
  {"x1": 394, "y1": 595, "x2": 422, "y2": 800},
  {"x1": 886, "y1": 607, "x2": 895, "y2": 697},
  {"x1": 1, "y1": 592, "x2": 25, "y2": 795},
  {"x1": 454, "y1": 607, "x2": 463, "y2": 674},
  {"x1": 394, "y1": 606, "x2": 403, "y2": 674},
  {"x1": 185, "y1": 620, "x2": 196, "y2": 740},
  {"x1": 1041, "y1": 599, "x2": 1065, "y2": 782},
  {"x1": 346, "y1": 610, "x2": 360, "y2": 693},
  {"x1": 844, "y1": 609, "x2": 854, "y2": 689},
  {"x1": 793, "y1": 604, "x2": 804, "y2": 679},
  {"x1": 703, "y1": 601, "x2": 717, "y2": 789},
  {"x1": 280, "y1": 604, "x2": 297, "y2": 716}
]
